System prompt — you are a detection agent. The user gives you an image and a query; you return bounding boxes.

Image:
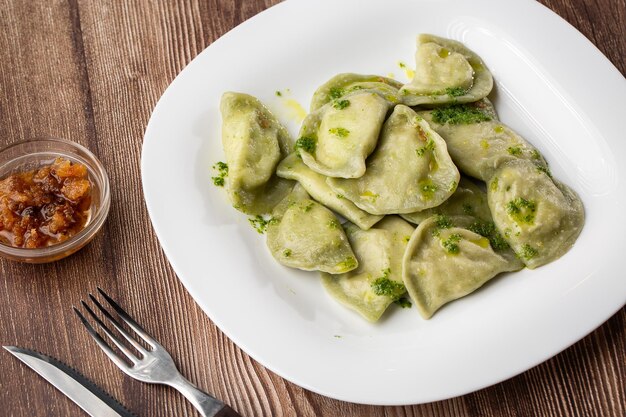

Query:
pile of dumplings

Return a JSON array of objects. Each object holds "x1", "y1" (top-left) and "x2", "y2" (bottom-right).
[{"x1": 218, "y1": 34, "x2": 585, "y2": 322}]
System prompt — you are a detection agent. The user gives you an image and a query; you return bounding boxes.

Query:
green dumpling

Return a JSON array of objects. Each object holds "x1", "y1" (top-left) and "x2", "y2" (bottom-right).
[
  {"x1": 220, "y1": 92, "x2": 294, "y2": 214},
  {"x1": 321, "y1": 216, "x2": 415, "y2": 322},
  {"x1": 400, "y1": 34, "x2": 493, "y2": 106},
  {"x1": 327, "y1": 105, "x2": 459, "y2": 214},
  {"x1": 276, "y1": 153, "x2": 383, "y2": 230},
  {"x1": 487, "y1": 159, "x2": 584, "y2": 269},
  {"x1": 297, "y1": 91, "x2": 391, "y2": 178},
  {"x1": 266, "y1": 184, "x2": 358, "y2": 274},
  {"x1": 417, "y1": 99, "x2": 549, "y2": 181},
  {"x1": 403, "y1": 215, "x2": 523, "y2": 319},
  {"x1": 400, "y1": 176, "x2": 492, "y2": 225}
]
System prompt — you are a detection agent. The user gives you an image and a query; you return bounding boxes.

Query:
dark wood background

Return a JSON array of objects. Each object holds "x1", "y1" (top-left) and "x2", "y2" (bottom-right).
[{"x1": 1, "y1": 1, "x2": 624, "y2": 416}]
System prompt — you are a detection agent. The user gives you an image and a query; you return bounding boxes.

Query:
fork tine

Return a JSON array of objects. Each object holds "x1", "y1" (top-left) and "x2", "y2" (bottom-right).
[
  {"x1": 80, "y1": 300, "x2": 139, "y2": 365},
  {"x1": 88, "y1": 294, "x2": 149, "y2": 355},
  {"x1": 73, "y1": 307, "x2": 132, "y2": 371},
  {"x1": 97, "y1": 287, "x2": 157, "y2": 348}
]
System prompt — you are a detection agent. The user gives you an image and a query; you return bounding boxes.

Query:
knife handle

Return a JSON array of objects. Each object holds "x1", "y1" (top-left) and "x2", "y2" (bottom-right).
[{"x1": 168, "y1": 373, "x2": 242, "y2": 417}]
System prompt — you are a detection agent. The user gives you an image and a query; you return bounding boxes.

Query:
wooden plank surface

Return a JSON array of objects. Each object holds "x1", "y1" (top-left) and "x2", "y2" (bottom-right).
[{"x1": 0, "y1": 0, "x2": 624, "y2": 416}]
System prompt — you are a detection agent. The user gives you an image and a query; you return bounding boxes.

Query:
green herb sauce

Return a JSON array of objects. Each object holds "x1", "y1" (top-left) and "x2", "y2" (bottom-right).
[
  {"x1": 468, "y1": 220, "x2": 510, "y2": 251},
  {"x1": 419, "y1": 179, "x2": 438, "y2": 200},
  {"x1": 434, "y1": 214, "x2": 454, "y2": 230},
  {"x1": 248, "y1": 215, "x2": 276, "y2": 234},
  {"x1": 519, "y1": 244, "x2": 538, "y2": 260},
  {"x1": 536, "y1": 165, "x2": 552, "y2": 178},
  {"x1": 338, "y1": 256, "x2": 357, "y2": 270},
  {"x1": 371, "y1": 269, "x2": 406, "y2": 299},
  {"x1": 506, "y1": 197, "x2": 537, "y2": 224},
  {"x1": 445, "y1": 86, "x2": 467, "y2": 97},
  {"x1": 211, "y1": 161, "x2": 228, "y2": 187},
  {"x1": 462, "y1": 203, "x2": 475, "y2": 215},
  {"x1": 394, "y1": 297, "x2": 412, "y2": 308},
  {"x1": 507, "y1": 146, "x2": 522, "y2": 156},
  {"x1": 422, "y1": 183, "x2": 438, "y2": 193},
  {"x1": 328, "y1": 87, "x2": 344, "y2": 101},
  {"x1": 441, "y1": 233, "x2": 462, "y2": 254},
  {"x1": 431, "y1": 104, "x2": 492, "y2": 125},
  {"x1": 332, "y1": 99, "x2": 350, "y2": 110},
  {"x1": 416, "y1": 139, "x2": 435, "y2": 157},
  {"x1": 328, "y1": 127, "x2": 350, "y2": 138},
  {"x1": 295, "y1": 136, "x2": 317, "y2": 155}
]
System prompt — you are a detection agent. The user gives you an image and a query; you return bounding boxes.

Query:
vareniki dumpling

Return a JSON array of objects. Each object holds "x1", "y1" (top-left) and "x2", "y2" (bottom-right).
[
  {"x1": 276, "y1": 153, "x2": 383, "y2": 230},
  {"x1": 487, "y1": 159, "x2": 584, "y2": 269},
  {"x1": 403, "y1": 215, "x2": 523, "y2": 319},
  {"x1": 400, "y1": 34, "x2": 493, "y2": 106},
  {"x1": 321, "y1": 216, "x2": 415, "y2": 322},
  {"x1": 216, "y1": 33, "x2": 586, "y2": 325},
  {"x1": 309, "y1": 73, "x2": 403, "y2": 112},
  {"x1": 418, "y1": 99, "x2": 549, "y2": 181},
  {"x1": 327, "y1": 105, "x2": 460, "y2": 214},
  {"x1": 297, "y1": 91, "x2": 391, "y2": 178},
  {"x1": 266, "y1": 184, "x2": 358, "y2": 274},
  {"x1": 220, "y1": 92, "x2": 294, "y2": 214},
  {"x1": 400, "y1": 176, "x2": 492, "y2": 225}
]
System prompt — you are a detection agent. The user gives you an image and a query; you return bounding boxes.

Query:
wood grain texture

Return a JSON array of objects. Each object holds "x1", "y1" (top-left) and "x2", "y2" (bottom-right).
[{"x1": 0, "y1": 1, "x2": 624, "y2": 416}]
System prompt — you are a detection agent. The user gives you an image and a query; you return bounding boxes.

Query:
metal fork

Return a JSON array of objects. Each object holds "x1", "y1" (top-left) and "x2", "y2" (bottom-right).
[{"x1": 74, "y1": 288, "x2": 241, "y2": 417}]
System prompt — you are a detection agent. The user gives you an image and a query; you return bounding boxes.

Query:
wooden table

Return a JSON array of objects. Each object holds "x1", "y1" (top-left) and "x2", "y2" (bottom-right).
[{"x1": 1, "y1": 1, "x2": 624, "y2": 416}]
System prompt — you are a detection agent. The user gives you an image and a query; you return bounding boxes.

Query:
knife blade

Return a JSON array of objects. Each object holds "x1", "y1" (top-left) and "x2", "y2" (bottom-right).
[{"x1": 4, "y1": 346, "x2": 136, "y2": 417}]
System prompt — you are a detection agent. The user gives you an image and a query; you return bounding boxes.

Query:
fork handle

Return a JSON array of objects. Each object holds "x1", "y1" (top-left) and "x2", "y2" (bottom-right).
[{"x1": 168, "y1": 373, "x2": 242, "y2": 417}]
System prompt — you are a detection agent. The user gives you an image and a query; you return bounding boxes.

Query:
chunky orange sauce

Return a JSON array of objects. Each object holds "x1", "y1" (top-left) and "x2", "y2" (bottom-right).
[{"x1": 0, "y1": 158, "x2": 92, "y2": 248}]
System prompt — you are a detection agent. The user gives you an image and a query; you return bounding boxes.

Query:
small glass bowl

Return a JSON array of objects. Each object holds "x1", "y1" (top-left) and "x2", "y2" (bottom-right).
[{"x1": 0, "y1": 138, "x2": 110, "y2": 263}]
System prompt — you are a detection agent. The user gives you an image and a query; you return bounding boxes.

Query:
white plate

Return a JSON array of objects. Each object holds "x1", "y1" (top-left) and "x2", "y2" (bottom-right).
[{"x1": 141, "y1": 0, "x2": 626, "y2": 405}]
